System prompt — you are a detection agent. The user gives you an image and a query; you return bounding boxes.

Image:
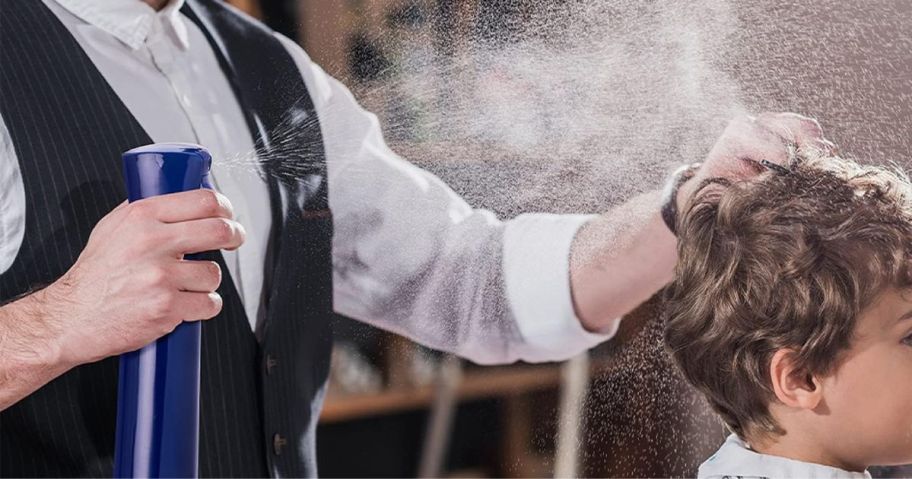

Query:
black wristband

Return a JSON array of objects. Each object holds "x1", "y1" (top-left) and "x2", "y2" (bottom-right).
[{"x1": 661, "y1": 163, "x2": 701, "y2": 236}]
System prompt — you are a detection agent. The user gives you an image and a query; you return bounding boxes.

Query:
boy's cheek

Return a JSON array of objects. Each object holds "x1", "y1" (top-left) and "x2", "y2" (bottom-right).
[
  {"x1": 824, "y1": 348, "x2": 912, "y2": 463},
  {"x1": 890, "y1": 370, "x2": 912, "y2": 463},
  {"x1": 877, "y1": 414, "x2": 912, "y2": 465}
]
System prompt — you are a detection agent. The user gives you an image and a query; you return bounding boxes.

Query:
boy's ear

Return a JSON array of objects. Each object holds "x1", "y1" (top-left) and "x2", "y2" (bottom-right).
[{"x1": 769, "y1": 349, "x2": 823, "y2": 410}]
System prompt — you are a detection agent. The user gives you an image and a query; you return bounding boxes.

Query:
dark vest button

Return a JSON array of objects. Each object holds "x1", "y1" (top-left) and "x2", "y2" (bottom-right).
[
  {"x1": 266, "y1": 355, "x2": 278, "y2": 375},
  {"x1": 273, "y1": 433, "x2": 287, "y2": 456}
]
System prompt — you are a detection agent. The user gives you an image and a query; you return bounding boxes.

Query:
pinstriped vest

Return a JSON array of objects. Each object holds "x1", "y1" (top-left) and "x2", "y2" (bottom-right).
[{"x1": 0, "y1": 0, "x2": 333, "y2": 476}]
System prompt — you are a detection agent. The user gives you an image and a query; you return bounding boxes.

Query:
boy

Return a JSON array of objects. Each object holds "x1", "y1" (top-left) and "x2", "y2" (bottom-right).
[{"x1": 664, "y1": 147, "x2": 912, "y2": 477}]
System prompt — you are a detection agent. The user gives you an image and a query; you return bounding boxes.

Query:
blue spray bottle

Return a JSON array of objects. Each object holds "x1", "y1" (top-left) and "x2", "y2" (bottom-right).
[{"x1": 114, "y1": 143, "x2": 213, "y2": 478}]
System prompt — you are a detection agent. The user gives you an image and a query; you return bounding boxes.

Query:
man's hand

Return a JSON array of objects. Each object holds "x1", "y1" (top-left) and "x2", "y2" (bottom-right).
[
  {"x1": 677, "y1": 113, "x2": 834, "y2": 211},
  {"x1": 0, "y1": 189, "x2": 245, "y2": 410},
  {"x1": 571, "y1": 113, "x2": 831, "y2": 333}
]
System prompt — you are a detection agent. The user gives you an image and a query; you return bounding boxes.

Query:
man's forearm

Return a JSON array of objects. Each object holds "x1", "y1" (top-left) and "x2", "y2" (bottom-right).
[
  {"x1": 0, "y1": 288, "x2": 69, "y2": 411},
  {"x1": 569, "y1": 190, "x2": 677, "y2": 332}
]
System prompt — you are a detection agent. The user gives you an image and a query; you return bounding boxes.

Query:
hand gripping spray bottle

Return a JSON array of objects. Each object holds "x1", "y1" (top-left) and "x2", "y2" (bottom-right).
[{"x1": 114, "y1": 143, "x2": 213, "y2": 478}]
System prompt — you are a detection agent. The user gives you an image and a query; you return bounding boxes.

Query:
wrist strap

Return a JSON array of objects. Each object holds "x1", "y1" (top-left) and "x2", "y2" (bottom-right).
[{"x1": 661, "y1": 163, "x2": 701, "y2": 235}]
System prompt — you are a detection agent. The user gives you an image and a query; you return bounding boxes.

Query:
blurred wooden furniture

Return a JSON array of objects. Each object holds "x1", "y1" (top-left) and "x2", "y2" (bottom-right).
[{"x1": 321, "y1": 361, "x2": 570, "y2": 424}]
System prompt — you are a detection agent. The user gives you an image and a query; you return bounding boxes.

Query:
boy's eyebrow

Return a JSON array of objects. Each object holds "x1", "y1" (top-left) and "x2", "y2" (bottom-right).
[{"x1": 899, "y1": 310, "x2": 912, "y2": 322}]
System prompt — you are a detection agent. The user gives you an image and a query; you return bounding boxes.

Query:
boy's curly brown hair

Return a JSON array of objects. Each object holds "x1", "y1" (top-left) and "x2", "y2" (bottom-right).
[{"x1": 664, "y1": 148, "x2": 912, "y2": 440}]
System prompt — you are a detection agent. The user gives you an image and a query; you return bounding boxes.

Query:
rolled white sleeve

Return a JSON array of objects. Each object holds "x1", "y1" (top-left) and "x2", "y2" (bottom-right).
[
  {"x1": 503, "y1": 214, "x2": 618, "y2": 361},
  {"x1": 277, "y1": 35, "x2": 617, "y2": 364}
]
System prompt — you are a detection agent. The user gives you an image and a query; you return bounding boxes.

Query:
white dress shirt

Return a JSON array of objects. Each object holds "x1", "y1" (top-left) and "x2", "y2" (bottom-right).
[
  {"x1": 0, "y1": 0, "x2": 617, "y2": 364},
  {"x1": 698, "y1": 434, "x2": 872, "y2": 479}
]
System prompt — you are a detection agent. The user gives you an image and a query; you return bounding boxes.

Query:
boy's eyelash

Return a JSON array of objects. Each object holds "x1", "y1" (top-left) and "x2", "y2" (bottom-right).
[{"x1": 904, "y1": 333, "x2": 912, "y2": 346}]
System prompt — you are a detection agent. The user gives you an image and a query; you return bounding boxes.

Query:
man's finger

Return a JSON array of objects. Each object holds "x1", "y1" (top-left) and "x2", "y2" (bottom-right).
[
  {"x1": 712, "y1": 117, "x2": 791, "y2": 173},
  {"x1": 170, "y1": 260, "x2": 222, "y2": 293},
  {"x1": 166, "y1": 217, "x2": 247, "y2": 255},
  {"x1": 177, "y1": 292, "x2": 223, "y2": 321},
  {"x1": 756, "y1": 112, "x2": 834, "y2": 153},
  {"x1": 131, "y1": 189, "x2": 235, "y2": 224},
  {"x1": 757, "y1": 112, "x2": 823, "y2": 135}
]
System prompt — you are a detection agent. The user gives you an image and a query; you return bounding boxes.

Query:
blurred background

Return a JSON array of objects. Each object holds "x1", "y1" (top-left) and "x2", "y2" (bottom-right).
[{"x1": 225, "y1": 0, "x2": 911, "y2": 477}]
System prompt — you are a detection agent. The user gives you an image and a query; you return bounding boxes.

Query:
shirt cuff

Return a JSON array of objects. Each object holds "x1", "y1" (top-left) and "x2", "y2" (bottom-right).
[{"x1": 503, "y1": 213, "x2": 620, "y2": 362}]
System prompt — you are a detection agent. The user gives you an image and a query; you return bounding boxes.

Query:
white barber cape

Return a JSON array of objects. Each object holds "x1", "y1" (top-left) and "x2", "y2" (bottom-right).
[{"x1": 699, "y1": 434, "x2": 872, "y2": 479}]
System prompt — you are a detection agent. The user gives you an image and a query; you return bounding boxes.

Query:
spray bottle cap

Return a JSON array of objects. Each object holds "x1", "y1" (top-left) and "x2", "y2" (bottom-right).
[{"x1": 122, "y1": 143, "x2": 213, "y2": 201}]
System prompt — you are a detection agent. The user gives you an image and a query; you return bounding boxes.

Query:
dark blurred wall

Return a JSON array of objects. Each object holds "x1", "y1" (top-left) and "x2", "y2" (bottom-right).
[{"x1": 729, "y1": 1, "x2": 911, "y2": 167}]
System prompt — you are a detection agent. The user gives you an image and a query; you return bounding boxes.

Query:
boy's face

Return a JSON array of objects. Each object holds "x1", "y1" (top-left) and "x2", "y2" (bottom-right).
[{"x1": 818, "y1": 287, "x2": 912, "y2": 467}]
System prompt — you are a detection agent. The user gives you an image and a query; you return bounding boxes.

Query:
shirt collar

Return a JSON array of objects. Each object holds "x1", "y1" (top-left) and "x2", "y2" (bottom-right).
[
  {"x1": 53, "y1": 0, "x2": 189, "y2": 51},
  {"x1": 699, "y1": 434, "x2": 872, "y2": 479}
]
